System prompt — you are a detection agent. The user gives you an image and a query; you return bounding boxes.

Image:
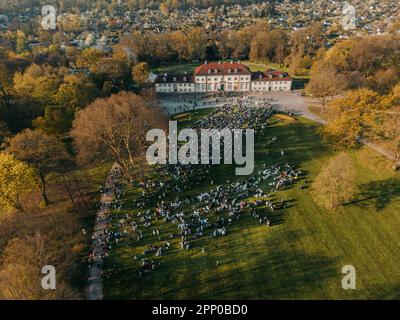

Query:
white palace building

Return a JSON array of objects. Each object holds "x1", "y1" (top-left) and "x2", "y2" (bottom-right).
[{"x1": 155, "y1": 61, "x2": 292, "y2": 94}]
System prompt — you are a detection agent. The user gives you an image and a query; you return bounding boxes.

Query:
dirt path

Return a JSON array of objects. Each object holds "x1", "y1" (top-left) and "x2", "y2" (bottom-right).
[{"x1": 85, "y1": 163, "x2": 120, "y2": 300}]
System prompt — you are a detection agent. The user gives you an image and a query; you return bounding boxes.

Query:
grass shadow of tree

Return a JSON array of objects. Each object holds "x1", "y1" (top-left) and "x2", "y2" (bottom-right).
[
  {"x1": 105, "y1": 228, "x2": 340, "y2": 299},
  {"x1": 348, "y1": 178, "x2": 400, "y2": 211},
  {"x1": 373, "y1": 284, "x2": 400, "y2": 300}
]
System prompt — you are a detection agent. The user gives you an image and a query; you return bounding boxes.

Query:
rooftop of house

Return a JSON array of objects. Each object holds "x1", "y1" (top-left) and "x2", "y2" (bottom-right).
[
  {"x1": 194, "y1": 61, "x2": 252, "y2": 76},
  {"x1": 155, "y1": 73, "x2": 195, "y2": 84},
  {"x1": 251, "y1": 70, "x2": 292, "y2": 82},
  {"x1": 155, "y1": 63, "x2": 292, "y2": 83}
]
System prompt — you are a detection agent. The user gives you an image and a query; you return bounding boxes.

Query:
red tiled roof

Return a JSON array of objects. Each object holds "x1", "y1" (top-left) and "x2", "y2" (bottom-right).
[
  {"x1": 155, "y1": 74, "x2": 194, "y2": 83},
  {"x1": 194, "y1": 62, "x2": 252, "y2": 76},
  {"x1": 251, "y1": 70, "x2": 292, "y2": 82}
]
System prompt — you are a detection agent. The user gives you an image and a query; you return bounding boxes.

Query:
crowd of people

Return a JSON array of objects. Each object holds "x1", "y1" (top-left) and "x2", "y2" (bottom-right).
[
  {"x1": 87, "y1": 165, "x2": 123, "y2": 290},
  {"x1": 164, "y1": 92, "x2": 274, "y2": 115},
  {"x1": 88, "y1": 96, "x2": 304, "y2": 282}
]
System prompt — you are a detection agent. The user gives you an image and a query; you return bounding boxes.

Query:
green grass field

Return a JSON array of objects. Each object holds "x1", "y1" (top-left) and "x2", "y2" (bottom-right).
[
  {"x1": 103, "y1": 111, "x2": 400, "y2": 300},
  {"x1": 151, "y1": 63, "x2": 200, "y2": 75}
]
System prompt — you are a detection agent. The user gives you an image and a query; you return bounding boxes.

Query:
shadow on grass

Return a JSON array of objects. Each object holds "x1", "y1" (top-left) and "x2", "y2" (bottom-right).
[
  {"x1": 103, "y1": 117, "x2": 340, "y2": 299},
  {"x1": 373, "y1": 284, "x2": 400, "y2": 300},
  {"x1": 264, "y1": 120, "x2": 332, "y2": 167},
  {"x1": 349, "y1": 178, "x2": 400, "y2": 211},
  {"x1": 105, "y1": 230, "x2": 340, "y2": 299}
]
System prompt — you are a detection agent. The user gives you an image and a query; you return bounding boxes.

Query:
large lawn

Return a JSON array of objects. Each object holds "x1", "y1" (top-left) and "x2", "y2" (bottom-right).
[{"x1": 103, "y1": 111, "x2": 400, "y2": 299}]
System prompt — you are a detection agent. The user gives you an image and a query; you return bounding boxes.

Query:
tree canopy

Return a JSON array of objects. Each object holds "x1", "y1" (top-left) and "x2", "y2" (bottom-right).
[
  {"x1": 71, "y1": 91, "x2": 167, "y2": 174},
  {"x1": 0, "y1": 152, "x2": 35, "y2": 213}
]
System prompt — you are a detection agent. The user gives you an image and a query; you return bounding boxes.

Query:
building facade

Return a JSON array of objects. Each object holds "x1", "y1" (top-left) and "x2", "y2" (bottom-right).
[{"x1": 155, "y1": 61, "x2": 292, "y2": 94}]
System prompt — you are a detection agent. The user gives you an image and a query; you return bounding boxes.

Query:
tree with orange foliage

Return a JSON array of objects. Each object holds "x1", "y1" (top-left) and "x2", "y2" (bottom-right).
[
  {"x1": 323, "y1": 89, "x2": 381, "y2": 148},
  {"x1": 71, "y1": 92, "x2": 167, "y2": 175}
]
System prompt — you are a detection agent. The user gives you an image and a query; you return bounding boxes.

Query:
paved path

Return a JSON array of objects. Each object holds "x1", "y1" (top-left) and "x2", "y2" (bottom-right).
[
  {"x1": 360, "y1": 139, "x2": 395, "y2": 161},
  {"x1": 263, "y1": 92, "x2": 397, "y2": 162},
  {"x1": 85, "y1": 163, "x2": 120, "y2": 300},
  {"x1": 256, "y1": 91, "x2": 327, "y2": 124}
]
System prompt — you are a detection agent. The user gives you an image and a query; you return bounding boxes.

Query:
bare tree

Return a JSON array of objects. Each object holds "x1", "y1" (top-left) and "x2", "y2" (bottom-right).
[
  {"x1": 306, "y1": 62, "x2": 346, "y2": 111},
  {"x1": 71, "y1": 91, "x2": 167, "y2": 175}
]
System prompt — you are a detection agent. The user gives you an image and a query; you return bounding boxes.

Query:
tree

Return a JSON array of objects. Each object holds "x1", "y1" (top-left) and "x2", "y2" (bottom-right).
[
  {"x1": 376, "y1": 85, "x2": 400, "y2": 170},
  {"x1": 12, "y1": 64, "x2": 63, "y2": 107},
  {"x1": 0, "y1": 232, "x2": 79, "y2": 300},
  {"x1": 94, "y1": 57, "x2": 130, "y2": 88},
  {"x1": 0, "y1": 121, "x2": 11, "y2": 143},
  {"x1": 368, "y1": 68, "x2": 399, "y2": 94},
  {"x1": 306, "y1": 62, "x2": 346, "y2": 111},
  {"x1": 1, "y1": 31, "x2": 17, "y2": 51},
  {"x1": 0, "y1": 152, "x2": 35, "y2": 214},
  {"x1": 71, "y1": 91, "x2": 167, "y2": 175},
  {"x1": 132, "y1": 62, "x2": 150, "y2": 86},
  {"x1": 6, "y1": 129, "x2": 69, "y2": 206},
  {"x1": 76, "y1": 48, "x2": 104, "y2": 70},
  {"x1": 170, "y1": 31, "x2": 188, "y2": 62},
  {"x1": 0, "y1": 233, "x2": 51, "y2": 299},
  {"x1": 59, "y1": 14, "x2": 83, "y2": 33},
  {"x1": 159, "y1": 2, "x2": 170, "y2": 16},
  {"x1": 323, "y1": 89, "x2": 381, "y2": 148},
  {"x1": 311, "y1": 153, "x2": 358, "y2": 210},
  {"x1": 11, "y1": 64, "x2": 67, "y2": 127},
  {"x1": 15, "y1": 30, "x2": 27, "y2": 54},
  {"x1": 289, "y1": 22, "x2": 324, "y2": 58},
  {"x1": 321, "y1": 34, "x2": 400, "y2": 91},
  {"x1": 186, "y1": 28, "x2": 208, "y2": 61},
  {"x1": 55, "y1": 74, "x2": 98, "y2": 110},
  {"x1": 249, "y1": 29, "x2": 288, "y2": 64},
  {"x1": 30, "y1": 73, "x2": 100, "y2": 134},
  {"x1": 32, "y1": 106, "x2": 73, "y2": 135}
]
